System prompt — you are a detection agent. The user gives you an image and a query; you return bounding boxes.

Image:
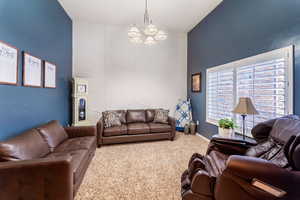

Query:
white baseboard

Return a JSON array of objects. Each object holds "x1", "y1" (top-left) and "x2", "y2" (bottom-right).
[{"x1": 196, "y1": 133, "x2": 210, "y2": 142}]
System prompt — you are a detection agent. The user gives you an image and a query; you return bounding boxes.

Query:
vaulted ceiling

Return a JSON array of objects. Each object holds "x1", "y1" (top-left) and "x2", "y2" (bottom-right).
[{"x1": 58, "y1": 0, "x2": 222, "y2": 33}]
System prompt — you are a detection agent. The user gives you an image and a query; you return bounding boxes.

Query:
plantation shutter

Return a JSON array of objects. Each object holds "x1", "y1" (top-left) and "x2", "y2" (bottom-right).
[
  {"x1": 207, "y1": 68, "x2": 234, "y2": 124},
  {"x1": 236, "y1": 58, "x2": 290, "y2": 136},
  {"x1": 206, "y1": 46, "x2": 293, "y2": 137}
]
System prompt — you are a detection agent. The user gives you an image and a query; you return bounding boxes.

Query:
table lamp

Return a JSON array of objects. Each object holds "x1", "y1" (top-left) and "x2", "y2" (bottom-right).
[{"x1": 233, "y1": 97, "x2": 259, "y2": 140}]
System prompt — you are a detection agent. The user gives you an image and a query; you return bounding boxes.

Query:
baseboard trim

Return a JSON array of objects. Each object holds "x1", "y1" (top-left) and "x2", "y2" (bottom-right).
[{"x1": 196, "y1": 133, "x2": 210, "y2": 142}]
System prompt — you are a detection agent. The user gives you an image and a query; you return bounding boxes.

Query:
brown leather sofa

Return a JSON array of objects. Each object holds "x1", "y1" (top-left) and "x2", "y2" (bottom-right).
[
  {"x1": 97, "y1": 109, "x2": 176, "y2": 147},
  {"x1": 0, "y1": 120, "x2": 97, "y2": 200},
  {"x1": 181, "y1": 115, "x2": 300, "y2": 200}
]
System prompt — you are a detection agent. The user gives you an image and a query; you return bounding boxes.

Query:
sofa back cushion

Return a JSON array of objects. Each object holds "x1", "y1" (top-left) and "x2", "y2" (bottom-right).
[
  {"x1": 146, "y1": 109, "x2": 156, "y2": 122},
  {"x1": 115, "y1": 110, "x2": 127, "y2": 124},
  {"x1": 251, "y1": 115, "x2": 300, "y2": 143},
  {"x1": 269, "y1": 118, "x2": 300, "y2": 144},
  {"x1": 37, "y1": 120, "x2": 68, "y2": 151},
  {"x1": 126, "y1": 110, "x2": 146, "y2": 123},
  {"x1": 0, "y1": 129, "x2": 50, "y2": 161}
]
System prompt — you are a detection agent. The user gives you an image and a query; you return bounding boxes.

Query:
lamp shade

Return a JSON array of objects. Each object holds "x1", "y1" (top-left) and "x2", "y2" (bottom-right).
[{"x1": 233, "y1": 97, "x2": 259, "y2": 115}]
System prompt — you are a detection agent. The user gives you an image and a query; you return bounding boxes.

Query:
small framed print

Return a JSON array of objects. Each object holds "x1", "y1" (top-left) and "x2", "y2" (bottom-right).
[
  {"x1": 192, "y1": 73, "x2": 201, "y2": 92},
  {"x1": 44, "y1": 61, "x2": 56, "y2": 88},
  {"x1": 0, "y1": 40, "x2": 18, "y2": 85},
  {"x1": 23, "y1": 53, "x2": 42, "y2": 87}
]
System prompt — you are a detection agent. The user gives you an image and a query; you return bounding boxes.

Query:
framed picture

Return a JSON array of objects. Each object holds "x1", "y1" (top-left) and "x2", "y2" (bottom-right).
[
  {"x1": 0, "y1": 40, "x2": 18, "y2": 85},
  {"x1": 23, "y1": 52, "x2": 42, "y2": 87},
  {"x1": 192, "y1": 73, "x2": 201, "y2": 92},
  {"x1": 44, "y1": 61, "x2": 56, "y2": 88}
]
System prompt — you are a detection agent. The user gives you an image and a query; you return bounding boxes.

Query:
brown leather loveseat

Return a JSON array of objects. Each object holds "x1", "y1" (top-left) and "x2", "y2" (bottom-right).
[
  {"x1": 181, "y1": 115, "x2": 300, "y2": 200},
  {"x1": 0, "y1": 120, "x2": 97, "y2": 200},
  {"x1": 97, "y1": 109, "x2": 176, "y2": 147}
]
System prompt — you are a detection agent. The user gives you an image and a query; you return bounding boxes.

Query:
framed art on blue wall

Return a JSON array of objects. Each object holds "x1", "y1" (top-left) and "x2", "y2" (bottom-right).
[
  {"x1": 23, "y1": 52, "x2": 42, "y2": 87},
  {"x1": 192, "y1": 73, "x2": 201, "y2": 92},
  {"x1": 0, "y1": 40, "x2": 18, "y2": 85},
  {"x1": 44, "y1": 61, "x2": 56, "y2": 88}
]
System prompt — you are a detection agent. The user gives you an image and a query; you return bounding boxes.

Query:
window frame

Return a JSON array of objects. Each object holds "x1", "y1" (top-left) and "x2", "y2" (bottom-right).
[{"x1": 205, "y1": 46, "x2": 294, "y2": 128}]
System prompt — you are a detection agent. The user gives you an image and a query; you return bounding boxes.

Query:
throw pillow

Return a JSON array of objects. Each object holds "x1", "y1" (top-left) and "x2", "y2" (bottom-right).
[
  {"x1": 153, "y1": 109, "x2": 169, "y2": 124},
  {"x1": 103, "y1": 111, "x2": 122, "y2": 128}
]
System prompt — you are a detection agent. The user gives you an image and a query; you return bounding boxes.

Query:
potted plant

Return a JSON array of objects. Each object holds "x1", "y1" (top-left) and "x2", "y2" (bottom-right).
[{"x1": 218, "y1": 118, "x2": 236, "y2": 137}]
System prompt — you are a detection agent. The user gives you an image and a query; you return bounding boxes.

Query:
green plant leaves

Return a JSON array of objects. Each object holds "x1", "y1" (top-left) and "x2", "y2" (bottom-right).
[{"x1": 218, "y1": 118, "x2": 237, "y2": 129}]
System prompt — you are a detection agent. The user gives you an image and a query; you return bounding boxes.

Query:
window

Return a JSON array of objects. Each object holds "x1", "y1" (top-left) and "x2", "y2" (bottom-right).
[{"x1": 206, "y1": 46, "x2": 293, "y2": 136}]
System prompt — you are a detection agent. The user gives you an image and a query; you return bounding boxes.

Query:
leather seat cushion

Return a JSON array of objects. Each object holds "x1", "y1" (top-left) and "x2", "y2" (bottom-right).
[
  {"x1": 148, "y1": 123, "x2": 171, "y2": 133},
  {"x1": 36, "y1": 120, "x2": 68, "y2": 151},
  {"x1": 269, "y1": 148, "x2": 289, "y2": 168},
  {"x1": 47, "y1": 150, "x2": 89, "y2": 184},
  {"x1": 54, "y1": 137, "x2": 96, "y2": 153},
  {"x1": 127, "y1": 123, "x2": 150, "y2": 135},
  {"x1": 103, "y1": 125, "x2": 127, "y2": 137},
  {"x1": 204, "y1": 150, "x2": 229, "y2": 177},
  {"x1": 0, "y1": 129, "x2": 50, "y2": 161}
]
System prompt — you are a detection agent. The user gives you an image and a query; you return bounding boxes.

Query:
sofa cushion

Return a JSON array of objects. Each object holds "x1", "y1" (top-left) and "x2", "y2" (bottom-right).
[
  {"x1": 269, "y1": 118, "x2": 300, "y2": 144},
  {"x1": 36, "y1": 120, "x2": 68, "y2": 152},
  {"x1": 115, "y1": 110, "x2": 127, "y2": 124},
  {"x1": 0, "y1": 129, "x2": 50, "y2": 161},
  {"x1": 127, "y1": 110, "x2": 146, "y2": 123},
  {"x1": 54, "y1": 136, "x2": 96, "y2": 153},
  {"x1": 148, "y1": 123, "x2": 172, "y2": 133},
  {"x1": 245, "y1": 138, "x2": 275, "y2": 157},
  {"x1": 102, "y1": 111, "x2": 122, "y2": 128},
  {"x1": 127, "y1": 123, "x2": 150, "y2": 135},
  {"x1": 153, "y1": 109, "x2": 169, "y2": 124},
  {"x1": 146, "y1": 109, "x2": 156, "y2": 122},
  {"x1": 104, "y1": 125, "x2": 127, "y2": 137},
  {"x1": 46, "y1": 149, "x2": 89, "y2": 184}
]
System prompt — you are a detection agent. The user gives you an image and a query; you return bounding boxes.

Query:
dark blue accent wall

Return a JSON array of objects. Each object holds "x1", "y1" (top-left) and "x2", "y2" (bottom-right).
[
  {"x1": 188, "y1": 0, "x2": 300, "y2": 139},
  {"x1": 0, "y1": 0, "x2": 72, "y2": 140}
]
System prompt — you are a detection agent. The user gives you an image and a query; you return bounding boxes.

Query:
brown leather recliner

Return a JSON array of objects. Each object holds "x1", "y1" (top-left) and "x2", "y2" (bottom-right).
[{"x1": 181, "y1": 115, "x2": 300, "y2": 200}]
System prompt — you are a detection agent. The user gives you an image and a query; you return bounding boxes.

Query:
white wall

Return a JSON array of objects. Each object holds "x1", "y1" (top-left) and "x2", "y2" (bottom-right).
[{"x1": 73, "y1": 21, "x2": 187, "y2": 123}]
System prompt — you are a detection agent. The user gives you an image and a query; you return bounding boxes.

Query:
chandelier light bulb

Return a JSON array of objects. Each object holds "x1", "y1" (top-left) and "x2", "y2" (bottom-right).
[
  {"x1": 154, "y1": 30, "x2": 167, "y2": 41},
  {"x1": 144, "y1": 23, "x2": 158, "y2": 36},
  {"x1": 129, "y1": 36, "x2": 143, "y2": 44},
  {"x1": 128, "y1": 26, "x2": 141, "y2": 38},
  {"x1": 144, "y1": 36, "x2": 156, "y2": 46}
]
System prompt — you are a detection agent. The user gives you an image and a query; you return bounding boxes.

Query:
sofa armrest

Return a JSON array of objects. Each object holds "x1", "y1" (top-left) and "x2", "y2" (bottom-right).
[
  {"x1": 96, "y1": 117, "x2": 104, "y2": 146},
  {"x1": 168, "y1": 116, "x2": 176, "y2": 140},
  {"x1": 0, "y1": 156, "x2": 73, "y2": 200},
  {"x1": 218, "y1": 155, "x2": 300, "y2": 199},
  {"x1": 64, "y1": 126, "x2": 96, "y2": 138},
  {"x1": 206, "y1": 135, "x2": 256, "y2": 155}
]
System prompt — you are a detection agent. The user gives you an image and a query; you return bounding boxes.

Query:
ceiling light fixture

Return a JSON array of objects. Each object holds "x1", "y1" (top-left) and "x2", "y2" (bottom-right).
[{"x1": 128, "y1": 0, "x2": 167, "y2": 45}]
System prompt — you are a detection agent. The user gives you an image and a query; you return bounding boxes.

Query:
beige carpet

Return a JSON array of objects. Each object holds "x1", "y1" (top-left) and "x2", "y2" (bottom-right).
[{"x1": 75, "y1": 133, "x2": 209, "y2": 200}]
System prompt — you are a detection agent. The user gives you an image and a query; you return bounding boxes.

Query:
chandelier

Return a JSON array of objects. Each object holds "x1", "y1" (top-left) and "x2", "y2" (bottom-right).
[{"x1": 128, "y1": 0, "x2": 167, "y2": 45}]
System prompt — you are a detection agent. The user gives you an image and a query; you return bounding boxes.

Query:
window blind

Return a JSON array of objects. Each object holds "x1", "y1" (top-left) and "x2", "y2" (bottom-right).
[
  {"x1": 207, "y1": 68, "x2": 234, "y2": 124},
  {"x1": 206, "y1": 46, "x2": 293, "y2": 137},
  {"x1": 236, "y1": 58, "x2": 288, "y2": 136}
]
